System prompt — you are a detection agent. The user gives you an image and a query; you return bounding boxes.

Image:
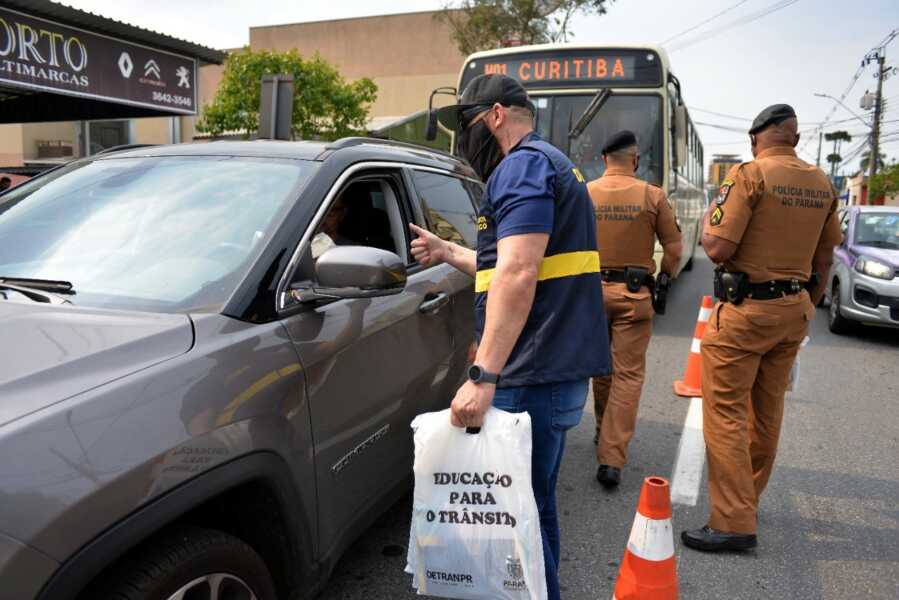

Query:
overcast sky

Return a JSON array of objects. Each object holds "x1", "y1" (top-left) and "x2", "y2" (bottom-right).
[{"x1": 61, "y1": 0, "x2": 899, "y2": 175}]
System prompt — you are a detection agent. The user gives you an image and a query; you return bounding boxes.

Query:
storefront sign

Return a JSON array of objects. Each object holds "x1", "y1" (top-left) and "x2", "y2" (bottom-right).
[{"x1": 0, "y1": 6, "x2": 197, "y2": 114}]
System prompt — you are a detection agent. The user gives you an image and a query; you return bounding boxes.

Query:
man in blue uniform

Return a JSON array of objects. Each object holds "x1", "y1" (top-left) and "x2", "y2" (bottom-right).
[{"x1": 409, "y1": 74, "x2": 611, "y2": 600}]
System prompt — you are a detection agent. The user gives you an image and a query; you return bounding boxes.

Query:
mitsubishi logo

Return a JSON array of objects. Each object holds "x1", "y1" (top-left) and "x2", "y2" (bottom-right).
[
  {"x1": 176, "y1": 66, "x2": 190, "y2": 88},
  {"x1": 143, "y1": 59, "x2": 161, "y2": 79},
  {"x1": 118, "y1": 52, "x2": 133, "y2": 78}
]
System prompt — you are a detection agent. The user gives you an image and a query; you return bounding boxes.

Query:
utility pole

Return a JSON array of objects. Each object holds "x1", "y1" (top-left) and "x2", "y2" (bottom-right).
[
  {"x1": 866, "y1": 49, "x2": 886, "y2": 181},
  {"x1": 816, "y1": 131, "x2": 823, "y2": 167}
]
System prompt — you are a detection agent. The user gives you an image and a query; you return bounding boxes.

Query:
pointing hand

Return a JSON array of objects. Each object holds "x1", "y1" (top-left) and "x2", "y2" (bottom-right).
[{"x1": 409, "y1": 223, "x2": 448, "y2": 267}]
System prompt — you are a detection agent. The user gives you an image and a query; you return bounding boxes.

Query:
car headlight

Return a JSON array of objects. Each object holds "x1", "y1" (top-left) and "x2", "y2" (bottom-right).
[{"x1": 854, "y1": 256, "x2": 894, "y2": 280}]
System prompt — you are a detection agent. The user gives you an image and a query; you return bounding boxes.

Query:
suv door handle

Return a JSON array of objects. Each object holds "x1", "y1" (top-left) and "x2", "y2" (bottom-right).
[{"x1": 419, "y1": 292, "x2": 450, "y2": 314}]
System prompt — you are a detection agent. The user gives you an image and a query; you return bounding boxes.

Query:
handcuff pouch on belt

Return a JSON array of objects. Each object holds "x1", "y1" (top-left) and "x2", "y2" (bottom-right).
[
  {"x1": 714, "y1": 268, "x2": 749, "y2": 305},
  {"x1": 624, "y1": 266, "x2": 650, "y2": 294},
  {"x1": 653, "y1": 272, "x2": 670, "y2": 315}
]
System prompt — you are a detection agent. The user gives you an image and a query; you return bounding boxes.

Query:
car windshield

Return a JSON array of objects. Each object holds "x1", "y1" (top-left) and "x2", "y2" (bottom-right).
[
  {"x1": 854, "y1": 212, "x2": 899, "y2": 249},
  {"x1": 0, "y1": 155, "x2": 317, "y2": 312},
  {"x1": 532, "y1": 94, "x2": 663, "y2": 185}
]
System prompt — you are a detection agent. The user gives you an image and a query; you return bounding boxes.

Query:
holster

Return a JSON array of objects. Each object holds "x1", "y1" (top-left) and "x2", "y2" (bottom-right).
[
  {"x1": 714, "y1": 268, "x2": 749, "y2": 305},
  {"x1": 624, "y1": 266, "x2": 650, "y2": 294},
  {"x1": 805, "y1": 272, "x2": 820, "y2": 291},
  {"x1": 653, "y1": 272, "x2": 670, "y2": 315}
]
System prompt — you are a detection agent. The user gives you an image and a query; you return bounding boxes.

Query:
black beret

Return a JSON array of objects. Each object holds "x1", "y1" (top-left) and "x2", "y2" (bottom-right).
[
  {"x1": 436, "y1": 74, "x2": 536, "y2": 131},
  {"x1": 749, "y1": 104, "x2": 796, "y2": 135},
  {"x1": 602, "y1": 130, "x2": 638, "y2": 155}
]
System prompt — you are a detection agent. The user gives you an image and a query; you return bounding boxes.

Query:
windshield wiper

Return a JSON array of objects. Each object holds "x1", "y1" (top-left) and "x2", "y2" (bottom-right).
[
  {"x1": 0, "y1": 277, "x2": 74, "y2": 294},
  {"x1": 569, "y1": 89, "x2": 613, "y2": 140},
  {"x1": 0, "y1": 282, "x2": 72, "y2": 305}
]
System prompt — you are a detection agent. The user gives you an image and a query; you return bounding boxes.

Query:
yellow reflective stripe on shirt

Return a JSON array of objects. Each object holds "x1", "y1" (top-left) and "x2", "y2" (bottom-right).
[{"x1": 474, "y1": 250, "x2": 600, "y2": 293}]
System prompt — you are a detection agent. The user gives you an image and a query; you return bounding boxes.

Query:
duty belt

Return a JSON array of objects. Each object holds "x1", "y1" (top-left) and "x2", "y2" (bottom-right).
[
  {"x1": 746, "y1": 279, "x2": 806, "y2": 300},
  {"x1": 600, "y1": 268, "x2": 655, "y2": 290}
]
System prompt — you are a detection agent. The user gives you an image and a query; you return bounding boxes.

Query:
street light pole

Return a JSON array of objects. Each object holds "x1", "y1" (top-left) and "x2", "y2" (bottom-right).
[
  {"x1": 813, "y1": 93, "x2": 871, "y2": 128},
  {"x1": 816, "y1": 130, "x2": 823, "y2": 168}
]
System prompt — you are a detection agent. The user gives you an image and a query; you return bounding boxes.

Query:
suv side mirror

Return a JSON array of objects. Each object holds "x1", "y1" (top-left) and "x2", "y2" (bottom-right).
[{"x1": 291, "y1": 246, "x2": 406, "y2": 302}]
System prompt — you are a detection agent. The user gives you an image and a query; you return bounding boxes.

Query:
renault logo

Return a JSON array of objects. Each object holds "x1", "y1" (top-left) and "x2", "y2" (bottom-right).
[{"x1": 118, "y1": 52, "x2": 133, "y2": 78}]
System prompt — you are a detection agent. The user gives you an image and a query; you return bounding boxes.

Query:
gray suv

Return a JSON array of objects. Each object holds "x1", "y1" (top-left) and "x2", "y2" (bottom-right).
[{"x1": 0, "y1": 139, "x2": 481, "y2": 599}]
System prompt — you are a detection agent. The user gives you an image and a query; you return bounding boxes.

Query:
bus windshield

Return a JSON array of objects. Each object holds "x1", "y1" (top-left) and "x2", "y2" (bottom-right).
[{"x1": 532, "y1": 94, "x2": 663, "y2": 185}]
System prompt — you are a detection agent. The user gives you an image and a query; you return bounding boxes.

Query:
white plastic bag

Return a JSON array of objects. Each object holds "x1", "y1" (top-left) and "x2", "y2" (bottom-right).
[
  {"x1": 787, "y1": 336, "x2": 810, "y2": 392},
  {"x1": 406, "y1": 408, "x2": 547, "y2": 600}
]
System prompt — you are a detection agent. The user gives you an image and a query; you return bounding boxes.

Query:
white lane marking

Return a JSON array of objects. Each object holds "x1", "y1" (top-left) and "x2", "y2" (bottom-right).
[
  {"x1": 690, "y1": 337, "x2": 702, "y2": 354},
  {"x1": 626, "y1": 513, "x2": 675, "y2": 561},
  {"x1": 670, "y1": 396, "x2": 705, "y2": 506}
]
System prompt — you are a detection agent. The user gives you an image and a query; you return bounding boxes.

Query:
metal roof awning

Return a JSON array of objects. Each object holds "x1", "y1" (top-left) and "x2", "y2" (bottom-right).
[{"x1": 0, "y1": 0, "x2": 226, "y2": 123}]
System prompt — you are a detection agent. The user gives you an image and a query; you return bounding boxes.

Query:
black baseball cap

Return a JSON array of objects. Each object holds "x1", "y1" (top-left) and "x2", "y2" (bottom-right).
[
  {"x1": 436, "y1": 74, "x2": 536, "y2": 131},
  {"x1": 749, "y1": 104, "x2": 797, "y2": 135},
  {"x1": 602, "y1": 130, "x2": 638, "y2": 155}
]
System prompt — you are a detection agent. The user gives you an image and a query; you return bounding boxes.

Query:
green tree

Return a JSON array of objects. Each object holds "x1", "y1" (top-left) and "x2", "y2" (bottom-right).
[
  {"x1": 826, "y1": 152, "x2": 842, "y2": 176},
  {"x1": 824, "y1": 130, "x2": 851, "y2": 177},
  {"x1": 859, "y1": 148, "x2": 887, "y2": 173},
  {"x1": 869, "y1": 161, "x2": 899, "y2": 200},
  {"x1": 437, "y1": 0, "x2": 617, "y2": 55},
  {"x1": 197, "y1": 48, "x2": 378, "y2": 141}
]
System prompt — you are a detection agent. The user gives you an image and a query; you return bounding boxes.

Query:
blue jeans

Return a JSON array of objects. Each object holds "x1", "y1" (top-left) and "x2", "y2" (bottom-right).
[{"x1": 493, "y1": 379, "x2": 588, "y2": 600}]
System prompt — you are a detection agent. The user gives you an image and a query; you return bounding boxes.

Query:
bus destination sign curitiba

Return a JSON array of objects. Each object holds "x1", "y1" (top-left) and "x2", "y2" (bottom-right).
[{"x1": 461, "y1": 49, "x2": 663, "y2": 90}]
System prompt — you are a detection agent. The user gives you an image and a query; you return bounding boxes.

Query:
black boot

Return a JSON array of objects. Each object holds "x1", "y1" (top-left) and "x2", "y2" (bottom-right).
[
  {"x1": 681, "y1": 526, "x2": 757, "y2": 552},
  {"x1": 596, "y1": 465, "x2": 620, "y2": 488}
]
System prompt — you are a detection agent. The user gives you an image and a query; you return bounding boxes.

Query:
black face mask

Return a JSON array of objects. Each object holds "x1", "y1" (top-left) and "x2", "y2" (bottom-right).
[{"x1": 457, "y1": 120, "x2": 504, "y2": 181}]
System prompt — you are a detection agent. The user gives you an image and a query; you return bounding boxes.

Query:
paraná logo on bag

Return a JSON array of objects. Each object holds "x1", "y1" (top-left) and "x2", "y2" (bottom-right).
[{"x1": 504, "y1": 555, "x2": 527, "y2": 591}]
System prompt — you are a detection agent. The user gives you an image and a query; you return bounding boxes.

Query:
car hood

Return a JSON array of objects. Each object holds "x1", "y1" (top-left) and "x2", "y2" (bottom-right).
[
  {"x1": 849, "y1": 244, "x2": 899, "y2": 268},
  {"x1": 0, "y1": 301, "x2": 193, "y2": 427}
]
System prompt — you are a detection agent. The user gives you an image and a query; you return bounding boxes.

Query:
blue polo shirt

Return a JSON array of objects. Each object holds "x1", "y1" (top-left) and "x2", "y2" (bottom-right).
[{"x1": 475, "y1": 133, "x2": 611, "y2": 387}]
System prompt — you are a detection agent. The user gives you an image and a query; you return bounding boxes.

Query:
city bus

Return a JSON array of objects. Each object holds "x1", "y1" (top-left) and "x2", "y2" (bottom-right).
[{"x1": 426, "y1": 44, "x2": 706, "y2": 276}]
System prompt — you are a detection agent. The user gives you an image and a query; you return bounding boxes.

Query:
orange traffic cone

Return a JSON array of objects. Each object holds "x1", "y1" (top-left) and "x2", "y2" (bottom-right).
[
  {"x1": 612, "y1": 476, "x2": 678, "y2": 600},
  {"x1": 673, "y1": 296, "x2": 714, "y2": 397}
]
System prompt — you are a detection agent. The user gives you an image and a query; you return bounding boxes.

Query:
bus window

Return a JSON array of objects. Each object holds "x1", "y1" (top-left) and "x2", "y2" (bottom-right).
[{"x1": 534, "y1": 94, "x2": 663, "y2": 185}]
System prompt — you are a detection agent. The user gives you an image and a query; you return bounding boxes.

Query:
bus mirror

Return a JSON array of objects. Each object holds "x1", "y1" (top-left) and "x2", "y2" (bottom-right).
[
  {"x1": 675, "y1": 105, "x2": 688, "y2": 168},
  {"x1": 426, "y1": 86, "x2": 458, "y2": 142},
  {"x1": 426, "y1": 111, "x2": 439, "y2": 141}
]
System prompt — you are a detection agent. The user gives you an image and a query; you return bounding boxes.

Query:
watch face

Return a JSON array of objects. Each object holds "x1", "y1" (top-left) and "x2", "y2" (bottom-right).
[{"x1": 468, "y1": 365, "x2": 482, "y2": 382}]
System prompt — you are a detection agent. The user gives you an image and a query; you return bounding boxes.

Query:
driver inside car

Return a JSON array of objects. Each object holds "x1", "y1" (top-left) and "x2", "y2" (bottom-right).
[{"x1": 311, "y1": 193, "x2": 355, "y2": 259}]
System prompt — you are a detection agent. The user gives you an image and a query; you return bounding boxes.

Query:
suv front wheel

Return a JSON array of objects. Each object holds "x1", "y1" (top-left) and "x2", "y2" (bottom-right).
[{"x1": 89, "y1": 527, "x2": 276, "y2": 600}]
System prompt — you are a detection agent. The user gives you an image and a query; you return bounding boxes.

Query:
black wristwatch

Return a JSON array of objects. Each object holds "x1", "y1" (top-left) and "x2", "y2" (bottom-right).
[{"x1": 468, "y1": 364, "x2": 500, "y2": 385}]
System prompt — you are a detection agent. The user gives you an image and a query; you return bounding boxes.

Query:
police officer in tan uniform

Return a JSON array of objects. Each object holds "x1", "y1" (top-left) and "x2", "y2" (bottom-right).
[
  {"x1": 587, "y1": 130, "x2": 682, "y2": 488},
  {"x1": 682, "y1": 105, "x2": 841, "y2": 552}
]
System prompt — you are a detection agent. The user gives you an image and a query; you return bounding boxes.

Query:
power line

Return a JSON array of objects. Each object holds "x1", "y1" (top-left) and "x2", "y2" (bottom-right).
[
  {"x1": 805, "y1": 28, "x2": 899, "y2": 156},
  {"x1": 669, "y1": 0, "x2": 801, "y2": 52},
  {"x1": 694, "y1": 120, "x2": 748, "y2": 133},
  {"x1": 690, "y1": 107, "x2": 753, "y2": 122},
  {"x1": 660, "y1": 0, "x2": 752, "y2": 46}
]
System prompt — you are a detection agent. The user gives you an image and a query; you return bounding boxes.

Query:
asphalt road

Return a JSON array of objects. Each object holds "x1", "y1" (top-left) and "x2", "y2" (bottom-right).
[{"x1": 317, "y1": 251, "x2": 899, "y2": 600}]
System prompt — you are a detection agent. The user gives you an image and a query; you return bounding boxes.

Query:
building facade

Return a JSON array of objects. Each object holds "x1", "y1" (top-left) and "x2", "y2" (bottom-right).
[{"x1": 707, "y1": 154, "x2": 742, "y2": 186}]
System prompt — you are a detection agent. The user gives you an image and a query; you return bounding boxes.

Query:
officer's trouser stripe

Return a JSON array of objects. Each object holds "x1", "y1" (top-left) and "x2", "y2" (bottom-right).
[{"x1": 474, "y1": 250, "x2": 600, "y2": 293}]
